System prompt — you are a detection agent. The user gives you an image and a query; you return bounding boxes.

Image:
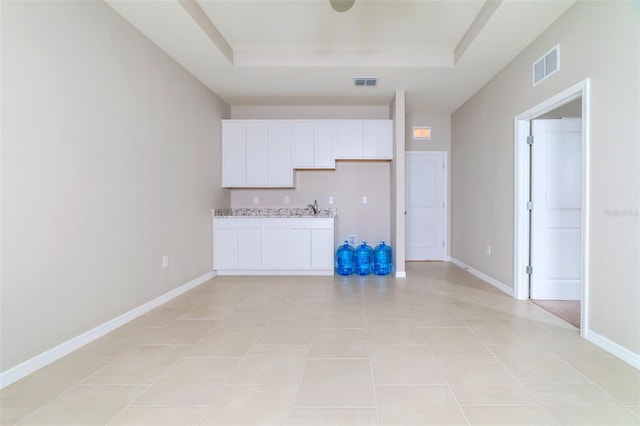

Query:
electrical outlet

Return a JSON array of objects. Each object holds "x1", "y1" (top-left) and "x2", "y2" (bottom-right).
[
  {"x1": 486, "y1": 245, "x2": 492, "y2": 256},
  {"x1": 284, "y1": 196, "x2": 290, "y2": 205},
  {"x1": 328, "y1": 196, "x2": 334, "y2": 205},
  {"x1": 348, "y1": 235, "x2": 357, "y2": 245},
  {"x1": 162, "y1": 256, "x2": 169, "y2": 268},
  {"x1": 253, "y1": 196, "x2": 259, "y2": 205},
  {"x1": 362, "y1": 196, "x2": 368, "y2": 204}
]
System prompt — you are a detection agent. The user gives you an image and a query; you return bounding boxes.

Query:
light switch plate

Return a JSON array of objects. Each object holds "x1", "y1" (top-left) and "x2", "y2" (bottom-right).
[
  {"x1": 362, "y1": 196, "x2": 368, "y2": 204},
  {"x1": 329, "y1": 196, "x2": 334, "y2": 205}
]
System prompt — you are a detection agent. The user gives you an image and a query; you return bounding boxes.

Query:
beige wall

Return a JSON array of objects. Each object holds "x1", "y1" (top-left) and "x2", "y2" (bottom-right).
[
  {"x1": 231, "y1": 162, "x2": 391, "y2": 245},
  {"x1": 405, "y1": 114, "x2": 451, "y2": 153},
  {"x1": 1, "y1": 1, "x2": 230, "y2": 371},
  {"x1": 452, "y1": 1, "x2": 639, "y2": 354},
  {"x1": 228, "y1": 105, "x2": 392, "y2": 249}
]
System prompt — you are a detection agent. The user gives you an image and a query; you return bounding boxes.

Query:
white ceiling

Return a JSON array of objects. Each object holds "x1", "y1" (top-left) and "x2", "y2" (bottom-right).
[{"x1": 106, "y1": 0, "x2": 575, "y2": 114}]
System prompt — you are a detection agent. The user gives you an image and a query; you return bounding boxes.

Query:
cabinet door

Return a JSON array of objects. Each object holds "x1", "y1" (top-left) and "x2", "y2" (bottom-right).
[
  {"x1": 213, "y1": 227, "x2": 238, "y2": 270},
  {"x1": 288, "y1": 229, "x2": 311, "y2": 269},
  {"x1": 363, "y1": 120, "x2": 393, "y2": 159},
  {"x1": 311, "y1": 229, "x2": 334, "y2": 270},
  {"x1": 246, "y1": 122, "x2": 269, "y2": 186},
  {"x1": 314, "y1": 122, "x2": 335, "y2": 168},
  {"x1": 262, "y1": 219, "x2": 288, "y2": 270},
  {"x1": 292, "y1": 122, "x2": 314, "y2": 168},
  {"x1": 222, "y1": 122, "x2": 246, "y2": 187},
  {"x1": 335, "y1": 121, "x2": 363, "y2": 159},
  {"x1": 238, "y1": 224, "x2": 262, "y2": 269},
  {"x1": 268, "y1": 122, "x2": 293, "y2": 186}
]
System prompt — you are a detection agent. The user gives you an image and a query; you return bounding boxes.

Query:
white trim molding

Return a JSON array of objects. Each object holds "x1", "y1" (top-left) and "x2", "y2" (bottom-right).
[
  {"x1": 216, "y1": 270, "x2": 333, "y2": 276},
  {"x1": 0, "y1": 271, "x2": 216, "y2": 389},
  {"x1": 513, "y1": 79, "x2": 591, "y2": 336},
  {"x1": 584, "y1": 329, "x2": 640, "y2": 370},
  {"x1": 450, "y1": 257, "x2": 513, "y2": 297}
]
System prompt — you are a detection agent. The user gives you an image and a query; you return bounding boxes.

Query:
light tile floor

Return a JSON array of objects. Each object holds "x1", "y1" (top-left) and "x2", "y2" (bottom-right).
[{"x1": 2, "y1": 262, "x2": 639, "y2": 425}]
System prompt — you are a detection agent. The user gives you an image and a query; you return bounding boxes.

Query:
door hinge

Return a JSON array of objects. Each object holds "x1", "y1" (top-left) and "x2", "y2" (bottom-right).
[
  {"x1": 526, "y1": 265, "x2": 533, "y2": 275},
  {"x1": 527, "y1": 201, "x2": 533, "y2": 210},
  {"x1": 442, "y1": 241, "x2": 445, "y2": 247},
  {"x1": 527, "y1": 136, "x2": 534, "y2": 145}
]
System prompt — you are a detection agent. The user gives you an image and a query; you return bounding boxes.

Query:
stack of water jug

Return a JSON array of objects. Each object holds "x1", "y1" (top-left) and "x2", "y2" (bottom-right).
[{"x1": 336, "y1": 240, "x2": 392, "y2": 276}]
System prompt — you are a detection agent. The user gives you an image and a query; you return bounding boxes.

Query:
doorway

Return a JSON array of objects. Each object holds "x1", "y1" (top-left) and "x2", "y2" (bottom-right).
[
  {"x1": 405, "y1": 152, "x2": 447, "y2": 261},
  {"x1": 514, "y1": 80, "x2": 590, "y2": 335}
]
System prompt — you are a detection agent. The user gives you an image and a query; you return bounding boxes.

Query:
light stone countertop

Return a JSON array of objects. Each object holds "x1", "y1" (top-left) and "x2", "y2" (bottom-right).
[{"x1": 212, "y1": 207, "x2": 336, "y2": 218}]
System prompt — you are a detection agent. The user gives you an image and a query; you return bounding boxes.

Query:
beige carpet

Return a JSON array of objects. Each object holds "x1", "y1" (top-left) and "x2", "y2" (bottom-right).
[{"x1": 531, "y1": 299, "x2": 581, "y2": 328}]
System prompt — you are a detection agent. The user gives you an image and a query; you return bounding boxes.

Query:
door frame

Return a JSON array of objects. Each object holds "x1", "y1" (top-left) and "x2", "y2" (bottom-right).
[
  {"x1": 513, "y1": 79, "x2": 590, "y2": 335},
  {"x1": 405, "y1": 151, "x2": 448, "y2": 261}
]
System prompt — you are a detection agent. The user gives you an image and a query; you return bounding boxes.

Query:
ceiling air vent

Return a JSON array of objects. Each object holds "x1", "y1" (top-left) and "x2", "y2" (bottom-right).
[
  {"x1": 533, "y1": 45, "x2": 559, "y2": 86},
  {"x1": 354, "y1": 77, "x2": 378, "y2": 87}
]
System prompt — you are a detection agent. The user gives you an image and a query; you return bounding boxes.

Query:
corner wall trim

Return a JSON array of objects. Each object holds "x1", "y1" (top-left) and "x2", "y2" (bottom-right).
[
  {"x1": 449, "y1": 257, "x2": 514, "y2": 297},
  {"x1": 584, "y1": 329, "x2": 640, "y2": 370},
  {"x1": 0, "y1": 271, "x2": 216, "y2": 389},
  {"x1": 395, "y1": 271, "x2": 407, "y2": 278}
]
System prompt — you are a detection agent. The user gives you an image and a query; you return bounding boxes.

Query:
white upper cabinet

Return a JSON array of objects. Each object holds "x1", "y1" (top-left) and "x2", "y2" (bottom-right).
[
  {"x1": 222, "y1": 119, "x2": 392, "y2": 188},
  {"x1": 363, "y1": 120, "x2": 393, "y2": 159},
  {"x1": 334, "y1": 120, "x2": 393, "y2": 160},
  {"x1": 292, "y1": 123, "x2": 314, "y2": 168},
  {"x1": 246, "y1": 122, "x2": 269, "y2": 186},
  {"x1": 221, "y1": 122, "x2": 246, "y2": 187},
  {"x1": 221, "y1": 120, "x2": 293, "y2": 188},
  {"x1": 313, "y1": 122, "x2": 336, "y2": 168},
  {"x1": 292, "y1": 122, "x2": 335, "y2": 169},
  {"x1": 334, "y1": 121, "x2": 364, "y2": 159},
  {"x1": 268, "y1": 122, "x2": 293, "y2": 186}
]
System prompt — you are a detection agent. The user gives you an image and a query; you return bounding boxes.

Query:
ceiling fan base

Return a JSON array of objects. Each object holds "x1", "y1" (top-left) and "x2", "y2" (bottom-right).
[{"x1": 330, "y1": 0, "x2": 356, "y2": 13}]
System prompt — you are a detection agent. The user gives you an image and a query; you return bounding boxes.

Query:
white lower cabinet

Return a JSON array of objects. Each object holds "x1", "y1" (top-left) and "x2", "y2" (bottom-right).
[
  {"x1": 288, "y1": 219, "x2": 334, "y2": 271},
  {"x1": 288, "y1": 229, "x2": 312, "y2": 270},
  {"x1": 311, "y1": 229, "x2": 334, "y2": 269},
  {"x1": 213, "y1": 217, "x2": 334, "y2": 275},
  {"x1": 213, "y1": 218, "x2": 262, "y2": 270},
  {"x1": 261, "y1": 218, "x2": 288, "y2": 270}
]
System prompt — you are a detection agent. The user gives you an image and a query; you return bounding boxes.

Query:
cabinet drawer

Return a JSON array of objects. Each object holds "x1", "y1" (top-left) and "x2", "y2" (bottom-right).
[
  {"x1": 287, "y1": 218, "x2": 334, "y2": 229},
  {"x1": 214, "y1": 218, "x2": 262, "y2": 229}
]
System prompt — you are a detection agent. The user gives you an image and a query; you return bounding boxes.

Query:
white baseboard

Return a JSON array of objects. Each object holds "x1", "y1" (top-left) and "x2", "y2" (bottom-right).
[
  {"x1": 449, "y1": 257, "x2": 513, "y2": 297},
  {"x1": 395, "y1": 271, "x2": 407, "y2": 278},
  {"x1": 216, "y1": 270, "x2": 333, "y2": 276},
  {"x1": 584, "y1": 329, "x2": 640, "y2": 370},
  {"x1": 0, "y1": 271, "x2": 216, "y2": 389}
]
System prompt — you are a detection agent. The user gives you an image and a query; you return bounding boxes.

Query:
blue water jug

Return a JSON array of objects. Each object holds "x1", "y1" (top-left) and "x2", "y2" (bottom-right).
[
  {"x1": 373, "y1": 241, "x2": 392, "y2": 275},
  {"x1": 336, "y1": 241, "x2": 355, "y2": 276},
  {"x1": 354, "y1": 242, "x2": 373, "y2": 275}
]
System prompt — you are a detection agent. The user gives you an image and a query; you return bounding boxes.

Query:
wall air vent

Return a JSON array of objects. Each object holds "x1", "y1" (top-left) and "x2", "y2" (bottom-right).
[
  {"x1": 533, "y1": 45, "x2": 559, "y2": 86},
  {"x1": 354, "y1": 77, "x2": 378, "y2": 87}
]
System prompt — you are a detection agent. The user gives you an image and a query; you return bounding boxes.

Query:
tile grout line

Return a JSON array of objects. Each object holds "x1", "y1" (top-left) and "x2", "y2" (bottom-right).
[
  {"x1": 286, "y1": 279, "x2": 331, "y2": 425},
  {"x1": 361, "y1": 281, "x2": 381, "y2": 426}
]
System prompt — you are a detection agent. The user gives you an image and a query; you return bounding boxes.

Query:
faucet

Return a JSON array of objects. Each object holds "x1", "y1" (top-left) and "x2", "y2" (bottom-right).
[{"x1": 307, "y1": 199, "x2": 319, "y2": 215}]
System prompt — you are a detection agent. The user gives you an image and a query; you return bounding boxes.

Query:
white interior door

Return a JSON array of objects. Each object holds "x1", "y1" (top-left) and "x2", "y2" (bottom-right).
[
  {"x1": 531, "y1": 118, "x2": 582, "y2": 300},
  {"x1": 405, "y1": 152, "x2": 446, "y2": 260}
]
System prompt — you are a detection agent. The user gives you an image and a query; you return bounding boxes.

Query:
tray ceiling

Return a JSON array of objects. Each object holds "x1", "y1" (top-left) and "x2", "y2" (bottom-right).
[{"x1": 106, "y1": 0, "x2": 575, "y2": 114}]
